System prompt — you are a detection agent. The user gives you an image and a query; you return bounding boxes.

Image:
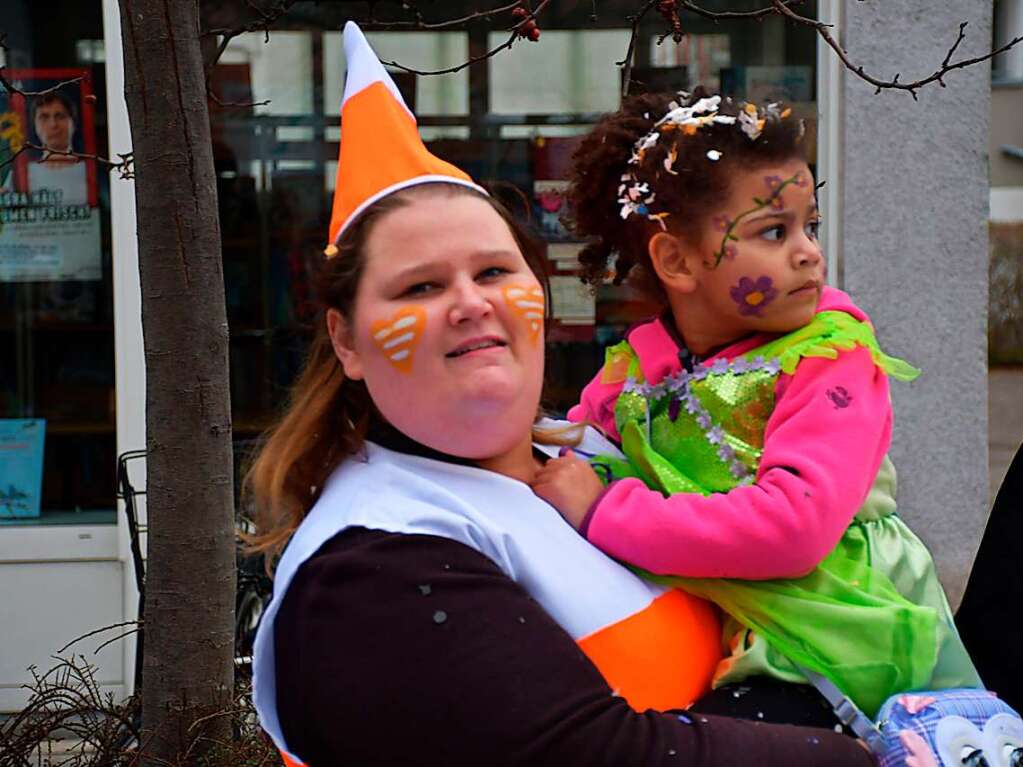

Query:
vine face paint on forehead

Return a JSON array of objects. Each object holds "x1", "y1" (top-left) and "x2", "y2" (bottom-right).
[
  {"x1": 713, "y1": 171, "x2": 810, "y2": 265},
  {"x1": 711, "y1": 215, "x2": 740, "y2": 261},
  {"x1": 370, "y1": 306, "x2": 426, "y2": 373},
  {"x1": 764, "y1": 176, "x2": 786, "y2": 210},
  {"x1": 502, "y1": 283, "x2": 545, "y2": 345}
]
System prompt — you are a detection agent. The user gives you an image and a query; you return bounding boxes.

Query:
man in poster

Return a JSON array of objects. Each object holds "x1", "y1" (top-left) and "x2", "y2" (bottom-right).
[
  {"x1": 29, "y1": 92, "x2": 88, "y2": 206},
  {"x1": 0, "y1": 68, "x2": 101, "y2": 282}
]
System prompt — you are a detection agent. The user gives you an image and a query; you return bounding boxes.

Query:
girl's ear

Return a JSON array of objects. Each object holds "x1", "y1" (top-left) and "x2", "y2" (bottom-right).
[
  {"x1": 326, "y1": 308, "x2": 364, "y2": 380},
  {"x1": 648, "y1": 232, "x2": 699, "y2": 294}
]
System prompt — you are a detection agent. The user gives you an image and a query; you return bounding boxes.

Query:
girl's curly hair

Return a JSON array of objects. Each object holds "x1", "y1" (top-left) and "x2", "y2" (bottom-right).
[{"x1": 565, "y1": 87, "x2": 808, "y2": 302}]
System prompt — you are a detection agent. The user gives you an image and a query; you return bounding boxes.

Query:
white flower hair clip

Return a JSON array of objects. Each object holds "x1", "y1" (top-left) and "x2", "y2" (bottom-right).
[{"x1": 616, "y1": 92, "x2": 795, "y2": 227}]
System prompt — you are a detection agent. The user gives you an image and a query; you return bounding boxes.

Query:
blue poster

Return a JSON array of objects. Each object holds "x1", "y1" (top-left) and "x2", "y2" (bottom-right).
[{"x1": 0, "y1": 418, "x2": 46, "y2": 518}]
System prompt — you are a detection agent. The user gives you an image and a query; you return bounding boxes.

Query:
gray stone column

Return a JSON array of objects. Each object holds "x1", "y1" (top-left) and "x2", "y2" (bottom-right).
[{"x1": 836, "y1": 1, "x2": 991, "y2": 607}]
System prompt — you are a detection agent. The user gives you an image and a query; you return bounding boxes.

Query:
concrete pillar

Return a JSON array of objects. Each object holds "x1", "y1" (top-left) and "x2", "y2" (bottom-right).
[{"x1": 837, "y1": 1, "x2": 992, "y2": 607}]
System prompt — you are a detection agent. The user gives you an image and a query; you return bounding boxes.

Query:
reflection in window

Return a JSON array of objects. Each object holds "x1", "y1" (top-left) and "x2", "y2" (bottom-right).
[
  {"x1": 649, "y1": 34, "x2": 731, "y2": 93},
  {"x1": 220, "y1": 32, "x2": 313, "y2": 116},
  {"x1": 489, "y1": 30, "x2": 631, "y2": 115},
  {"x1": 322, "y1": 31, "x2": 468, "y2": 117}
]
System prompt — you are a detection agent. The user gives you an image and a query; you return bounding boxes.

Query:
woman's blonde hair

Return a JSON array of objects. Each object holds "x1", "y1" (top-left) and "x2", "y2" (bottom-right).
[{"x1": 243, "y1": 182, "x2": 563, "y2": 567}]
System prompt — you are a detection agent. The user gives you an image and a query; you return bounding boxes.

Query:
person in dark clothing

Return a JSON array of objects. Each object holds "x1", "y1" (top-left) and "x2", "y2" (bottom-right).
[{"x1": 956, "y1": 442, "x2": 1023, "y2": 711}]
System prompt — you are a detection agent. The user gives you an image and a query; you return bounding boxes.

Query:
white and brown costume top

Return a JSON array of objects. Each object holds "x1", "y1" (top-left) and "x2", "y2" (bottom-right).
[{"x1": 252, "y1": 425, "x2": 872, "y2": 767}]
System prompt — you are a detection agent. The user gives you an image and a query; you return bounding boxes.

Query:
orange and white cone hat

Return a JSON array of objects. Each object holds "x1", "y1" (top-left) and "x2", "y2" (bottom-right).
[{"x1": 325, "y1": 22, "x2": 485, "y2": 255}]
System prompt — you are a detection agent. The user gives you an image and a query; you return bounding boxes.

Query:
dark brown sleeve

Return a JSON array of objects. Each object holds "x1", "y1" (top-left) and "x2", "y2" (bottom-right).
[
  {"x1": 275, "y1": 527, "x2": 875, "y2": 767},
  {"x1": 957, "y1": 443, "x2": 1023, "y2": 711}
]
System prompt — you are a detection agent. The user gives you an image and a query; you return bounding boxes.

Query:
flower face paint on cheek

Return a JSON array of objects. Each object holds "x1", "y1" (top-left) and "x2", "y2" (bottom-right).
[
  {"x1": 729, "y1": 276, "x2": 778, "y2": 317},
  {"x1": 370, "y1": 306, "x2": 426, "y2": 373},
  {"x1": 502, "y1": 283, "x2": 545, "y2": 344}
]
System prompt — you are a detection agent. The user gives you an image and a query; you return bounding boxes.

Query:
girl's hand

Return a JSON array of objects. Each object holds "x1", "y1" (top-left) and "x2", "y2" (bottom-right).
[{"x1": 531, "y1": 450, "x2": 606, "y2": 531}]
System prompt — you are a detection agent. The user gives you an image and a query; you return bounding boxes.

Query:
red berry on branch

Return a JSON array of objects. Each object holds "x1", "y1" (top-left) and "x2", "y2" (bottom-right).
[
  {"x1": 528, "y1": 27, "x2": 541, "y2": 42},
  {"x1": 657, "y1": 0, "x2": 684, "y2": 44}
]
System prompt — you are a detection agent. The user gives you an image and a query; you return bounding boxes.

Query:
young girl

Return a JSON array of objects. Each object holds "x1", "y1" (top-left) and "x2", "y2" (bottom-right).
[{"x1": 531, "y1": 89, "x2": 982, "y2": 725}]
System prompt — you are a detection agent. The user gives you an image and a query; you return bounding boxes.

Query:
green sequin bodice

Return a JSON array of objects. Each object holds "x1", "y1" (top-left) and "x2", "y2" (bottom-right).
[
  {"x1": 614, "y1": 356, "x2": 779, "y2": 496},
  {"x1": 607, "y1": 310, "x2": 920, "y2": 499}
]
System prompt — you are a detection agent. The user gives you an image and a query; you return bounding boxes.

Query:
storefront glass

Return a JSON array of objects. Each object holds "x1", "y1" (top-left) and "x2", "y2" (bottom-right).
[
  {"x1": 0, "y1": 1, "x2": 819, "y2": 525},
  {"x1": 1, "y1": 0, "x2": 115, "y2": 525}
]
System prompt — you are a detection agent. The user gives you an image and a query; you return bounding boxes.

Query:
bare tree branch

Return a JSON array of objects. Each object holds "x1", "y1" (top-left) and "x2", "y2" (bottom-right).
[
  {"x1": 0, "y1": 72, "x2": 86, "y2": 100},
  {"x1": 207, "y1": 89, "x2": 272, "y2": 109},
  {"x1": 371, "y1": 1, "x2": 527, "y2": 30},
  {"x1": 0, "y1": 141, "x2": 134, "y2": 178},
  {"x1": 202, "y1": 0, "x2": 301, "y2": 106},
  {"x1": 0, "y1": 33, "x2": 87, "y2": 101},
  {"x1": 621, "y1": 1, "x2": 1021, "y2": 101},
  {"x1": 202, "y1": 0, "x2": 300, "y2": 40},
  {"x1": 193, "y1": 1, "x2": 1023, "y2": 113},
  {"x1": 681, "y1": 0, "x2": 804, "y2": 21},
  {"x1": 619, "y1": 0, "x2": 659, "y2": 96},
  {"x1": 381, "y1": 0, "x2": 552, "y2": 76},
  {"x1": 621, "y1": 1, "x2": 808, "y2": 96},
  {"x1": 57, "y1": 620, "x2": 143, "y2": 654},
  {"x1": 770, "y1": 0, "x2": 1023, "y2": 99}
]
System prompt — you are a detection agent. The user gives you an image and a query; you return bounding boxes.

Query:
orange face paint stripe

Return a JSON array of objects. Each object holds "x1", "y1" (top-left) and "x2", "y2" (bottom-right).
[
  {"x1": 370, "y1": 306, "x2": 426, "y2": 373},
  {"x1": 502, "y1": 283, "x2": 545, "y2": 344},
  {"x1": 577, "y1": 589, "x2": 721, "y2": 713}
]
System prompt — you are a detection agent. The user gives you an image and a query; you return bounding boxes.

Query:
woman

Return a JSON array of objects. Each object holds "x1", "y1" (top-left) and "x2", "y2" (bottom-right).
[{"x1": 248, "y1": 22, "x2": 874, "y2": 767}]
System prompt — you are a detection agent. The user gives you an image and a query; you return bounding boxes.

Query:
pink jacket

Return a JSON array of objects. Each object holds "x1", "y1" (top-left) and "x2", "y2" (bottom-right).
[{"x1": 567, "y1": 287, "x2": 893, "y2": 580}]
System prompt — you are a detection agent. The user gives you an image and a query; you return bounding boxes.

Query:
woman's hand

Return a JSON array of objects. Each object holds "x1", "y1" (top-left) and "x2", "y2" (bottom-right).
[{"x1": 531, "y1": 449, "x2": 606, "y2": 531}]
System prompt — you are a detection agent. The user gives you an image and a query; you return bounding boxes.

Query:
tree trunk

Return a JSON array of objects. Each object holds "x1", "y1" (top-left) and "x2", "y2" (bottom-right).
[{"x1": 116, "y1": 0, "x2": 235, "y2": 761}]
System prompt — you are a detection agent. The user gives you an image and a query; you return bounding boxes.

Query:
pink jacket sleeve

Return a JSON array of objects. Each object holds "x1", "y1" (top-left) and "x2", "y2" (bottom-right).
[
  {"x1": 583, "y1": 346, "x2": 893, "y2": 580},
  {"x1": 567, "y1": 370, "x2": 624, "y2": 442}
]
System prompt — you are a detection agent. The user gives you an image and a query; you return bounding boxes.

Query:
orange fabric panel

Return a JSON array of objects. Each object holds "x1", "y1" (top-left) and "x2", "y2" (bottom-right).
[
  {"x1": 280, "y1": 750, "x2": 305, "y2": 767},
  {"x1": 329, "y1": 82, "x2": 474, "y2": 243},
  {"x1": 578, "y1": 589, "x2": 721, "y2": 712}
]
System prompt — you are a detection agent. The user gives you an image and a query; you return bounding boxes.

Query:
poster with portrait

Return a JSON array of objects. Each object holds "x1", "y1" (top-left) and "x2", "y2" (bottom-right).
[{"x1": 0, "y1": 68, "x2": 101, "y2": 282}]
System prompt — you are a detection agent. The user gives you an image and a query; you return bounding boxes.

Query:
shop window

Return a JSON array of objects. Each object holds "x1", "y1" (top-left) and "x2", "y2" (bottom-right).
[
  {"x1": 1, "y1": 2, "x2": 820, "y2": 525},
  {"x1": 221, "y1": 31, "x2": 314, "y2": 116},
  {"x1": 1, "y1": 0, "x2": 115, "y2": 526},
  {"x1": 488, "y1": 29, "x2": 631, "y2": 115}
]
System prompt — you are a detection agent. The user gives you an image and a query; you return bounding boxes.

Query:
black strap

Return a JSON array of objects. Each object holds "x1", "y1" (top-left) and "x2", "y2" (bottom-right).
[{"x1": 796, "y1": 665, "x2": 886, "y2": 753}]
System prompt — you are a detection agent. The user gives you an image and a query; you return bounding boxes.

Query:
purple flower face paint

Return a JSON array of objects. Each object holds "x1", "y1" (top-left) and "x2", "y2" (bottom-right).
[{"x1": 729, "y1": 275, "x2": 779, "y2": 317}]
